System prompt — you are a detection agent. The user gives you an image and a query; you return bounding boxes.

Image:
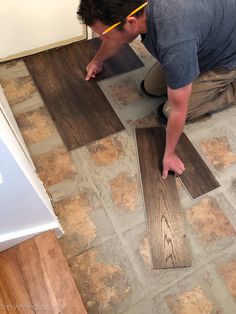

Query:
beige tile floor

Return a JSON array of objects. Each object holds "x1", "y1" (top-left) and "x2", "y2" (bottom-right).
[{"x1": 1, "y1": 38, "x2": 236, "y2": 314}]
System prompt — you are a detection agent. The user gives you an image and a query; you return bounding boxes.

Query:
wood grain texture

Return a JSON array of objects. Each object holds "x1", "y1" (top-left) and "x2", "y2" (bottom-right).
[
  {"x1": 0, "y1": 231, "x2": 87, "y2": 314},
  {"x1": 176, "y1": 133, "x2": 220, "y2": 199},
  {"x1": 0, "y1": 248, "x2": 34, "y2": 314},
  {"x1": 34, "y1": 231, "x2": 87, "y2": 314},
  {"x1": 75, "y1": 38, "x2": 144, "y2": 81},
  {"x1": 16, "y1": 239, "x2": 59, "y2": 314},
  {"x1": 24, "y1": 41, "x2": 125, "y2": 150},
  {"x1": 136, "y1": 127, "x2": 191, "y2": 269},
  {"x1": 0, "y1": 288, "x2": 7, "y2": 314}
]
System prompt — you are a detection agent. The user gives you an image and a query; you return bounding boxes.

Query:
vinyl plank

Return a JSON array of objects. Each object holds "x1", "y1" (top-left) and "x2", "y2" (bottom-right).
[
  {"x1": 24, "y1": 42, "x2": 125, "y2": 150},
  {"x1": 75, "y1": 38, "x2": 144, "y2": 81},
  {"x1": 16, "y1": 239, "x2": 59, "y2": 314},
  {"x1": 0, "y1": 248, "x2": 35, "y2": 314},
  {"x1": 176, "y1": 133, "x2": 220, "y2": 199},
  {"x1": 34, "y1": 231, "x2": 87, "y2": 314},
  {"x1": 135, "y1": 127, "x2": 191, "y2": 269}
]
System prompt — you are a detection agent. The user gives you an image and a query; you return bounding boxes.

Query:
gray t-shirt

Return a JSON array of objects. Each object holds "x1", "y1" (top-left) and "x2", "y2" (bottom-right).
[{"x1": 142, "y1": 0, "x2": 236, "y2": 89}]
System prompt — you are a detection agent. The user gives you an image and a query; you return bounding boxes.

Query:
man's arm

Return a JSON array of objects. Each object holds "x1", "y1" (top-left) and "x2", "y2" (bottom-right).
[
  {"x1": 86, "y1": 39, "x2": 124, "y2": 80},
  {"x1": 162, "y1": 83, "x2": 192, "y2": 178}
]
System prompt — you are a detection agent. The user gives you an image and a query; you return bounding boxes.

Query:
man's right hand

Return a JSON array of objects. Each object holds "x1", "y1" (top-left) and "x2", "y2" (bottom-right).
[
  {"x1": 162, "y1": 152, "x2": 185, "y2": 179},
  {"x1": 86, "y1": 60, "x2": 103, "y2": 80}
]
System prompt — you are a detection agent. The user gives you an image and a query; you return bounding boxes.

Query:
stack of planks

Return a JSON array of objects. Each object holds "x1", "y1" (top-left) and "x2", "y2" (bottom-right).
[{"x1": 0, "y1": 231, "x2": 87, "y2": 314}]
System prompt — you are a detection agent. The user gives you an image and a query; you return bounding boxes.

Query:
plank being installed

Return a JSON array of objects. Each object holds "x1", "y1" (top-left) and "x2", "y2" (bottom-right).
[
  {"x1": 136, "y1": 127, "x2": 191, "y2": 269},
  {"x1": 75, "y1": 38, "x2": 144, "y2": 81},
  {"x1": 24, "y1": 39, "x2": 143, "y2": 150},
  {"x1": 24, "y1": 44, "x2": 121, "y2": 150},
  {"x1": 176, "y1": 133, "x2": 220, "y2": 199}
]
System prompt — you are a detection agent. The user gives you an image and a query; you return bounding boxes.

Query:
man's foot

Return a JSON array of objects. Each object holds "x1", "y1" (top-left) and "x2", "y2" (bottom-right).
[
  {"x1": 156, "y1": 103, "x2": 168, "y2": 125},
  {"x1": 140, "y1": 80, "x2": 160, "y2": 97},
  {"x1": 161, "y1": 102, "x2": 211, "y2": 124}
]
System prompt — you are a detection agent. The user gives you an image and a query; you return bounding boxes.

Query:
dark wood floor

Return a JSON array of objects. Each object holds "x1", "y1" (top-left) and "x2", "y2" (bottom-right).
[
  {"x1": 0, "y1": 231, "x2": 87, "y2": 314},
  {"x1": 24, "y1": 39, "x2": 144, "y2": 150},
  {"x1": 136, "y1": 127, "x2": 191, "y2": 269}
]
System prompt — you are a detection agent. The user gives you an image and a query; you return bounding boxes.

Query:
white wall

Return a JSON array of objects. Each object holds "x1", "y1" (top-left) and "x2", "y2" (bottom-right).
[
  {"x1": 0, "y1": 0, "x2": 86, "y2": 60},
  {"x1": 0, "y1": 108, "x2": 63, "y2": 251}
]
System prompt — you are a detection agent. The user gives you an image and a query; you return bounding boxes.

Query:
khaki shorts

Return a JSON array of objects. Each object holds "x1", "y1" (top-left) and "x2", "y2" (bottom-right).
[{"x1": 143, "y1": 62, "x2": 236, "y2": 120}]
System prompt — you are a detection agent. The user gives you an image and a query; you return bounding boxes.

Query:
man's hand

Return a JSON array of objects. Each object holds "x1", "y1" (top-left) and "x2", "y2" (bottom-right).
[
  {"x1": 162, "y1": 152, "x2": 185, "y2": 179},
  {"x1": 84, "y1": 38, "x2": 124, "y2": 80},
  {"x1": 85, "y1": 60, "x2": 103, "y2": 80},
  {"x1": 162, "y1": 83, "x2": 192, "y2": 179}
]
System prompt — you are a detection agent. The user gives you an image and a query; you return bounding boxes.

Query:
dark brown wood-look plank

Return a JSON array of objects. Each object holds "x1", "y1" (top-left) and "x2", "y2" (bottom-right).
[
  {"x1": 24, "y1": 43, "x2": 125, "y2": 150},
  {"x1": 136, "y1": 127, "x2": 191, "y2": 269},
  {"x1": 33, "y1": 231, "x2": 87, "y2": 314},
  {"x1": 75, "y1": 38, "x2": 144, "y2": 81},
  {"x1": 176, "y1": 133, "x2": 220, "y2": 199},
  {"x1": 0, "y1": 288, "x2": 7, "y2": 314},
  {"x1": 16, "y1": 239, "x2": 59, "y2": 314},
  {"x1": 0, "y1": 248, "x2": 35, "y2": 314}
]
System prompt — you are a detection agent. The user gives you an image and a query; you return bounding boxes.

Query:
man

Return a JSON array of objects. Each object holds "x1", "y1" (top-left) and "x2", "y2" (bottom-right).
[{"x1": 78, "y1": 0, "x2": 236, "y2": 178}]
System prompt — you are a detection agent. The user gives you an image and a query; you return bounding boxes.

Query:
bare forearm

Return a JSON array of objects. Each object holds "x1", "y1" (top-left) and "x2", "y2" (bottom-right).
[
  {"x1": 165, "y1": 105, "x2": 187, "y2": 154},
  {"x1": 92, "y1": 39, "x2": 123, "y2": 63},
  {"x1": 86, "y1": 40, "x2": 124, "y2": 80},
  {"x1": 165, "y1": 85, "x2": 191, "y2": 154},
  {"x1": 161, "y1": 84, "x2": 192, "y2": 178}
]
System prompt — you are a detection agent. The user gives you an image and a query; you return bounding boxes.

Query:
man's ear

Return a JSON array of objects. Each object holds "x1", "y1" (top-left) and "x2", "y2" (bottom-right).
[{"x1": 126, "y1": 16, "x2": 138, "y2": 29}]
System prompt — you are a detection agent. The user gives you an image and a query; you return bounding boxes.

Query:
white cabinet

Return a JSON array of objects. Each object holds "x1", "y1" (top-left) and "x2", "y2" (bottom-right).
[
  {"x1": 0, "y1": 85, "x2": 34, "y2": 168},
  {"x1": 0, "y1": 0, "x2": 87, "y2": 61}
]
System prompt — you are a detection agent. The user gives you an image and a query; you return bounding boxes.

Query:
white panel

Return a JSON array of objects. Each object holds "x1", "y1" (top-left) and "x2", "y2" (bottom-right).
[
  {"x1": 0, "y1": 86, "x2": 35, "y2": 168},
  {"x1": 0, "y1": 109, "x2": 55, "y2": 216},
  {"x1": 0, "y1": 222, "x2": 63, "y2": 252},
  {"x1": 0, "y1": 109, "x2": 63, "y2": 248}
]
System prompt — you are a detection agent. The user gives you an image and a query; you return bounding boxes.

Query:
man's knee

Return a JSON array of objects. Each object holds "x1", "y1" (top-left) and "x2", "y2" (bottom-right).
[{"x1": 143, "y1": 62, "x2": 167, "y2": 96}]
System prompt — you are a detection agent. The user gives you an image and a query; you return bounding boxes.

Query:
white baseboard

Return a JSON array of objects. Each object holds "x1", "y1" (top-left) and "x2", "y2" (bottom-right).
[{"x1": 0, "y1": 222, "x2": 64, "y2": 252}]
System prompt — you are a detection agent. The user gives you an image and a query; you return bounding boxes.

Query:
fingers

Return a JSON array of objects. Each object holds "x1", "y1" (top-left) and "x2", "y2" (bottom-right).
[
  {"x1": 175, "y1": 164, "x2": 185, "y2": 176},
  {"x1": 163, "y1": 167, "x2": 185, "y2": 179},
  {"x1": 85, "y1": 69, "x2": 95, "y2": 81},
  {"x1": 179, "y1": 160, "x2": 185, "y2": 169},
  {"x1": 174, "y1": 157, "x2": 185, "y2": 176},
  {"x1": 85, "y1": 60, "x2": 103, "y2": 80},
  {"x1": 162, "y1": 168, "x2": 169, "y2": 179},
  {"x1": 85, "y1": 63, "x2": 97, "y2": 80},
  {"x1": 162, "y1": 158, "x2": 185, "y2": 179}
]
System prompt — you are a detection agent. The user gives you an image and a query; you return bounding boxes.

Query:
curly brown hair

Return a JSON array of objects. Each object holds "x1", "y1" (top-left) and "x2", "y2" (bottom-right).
[{"x1": 77, "y1": 0, "x2": 146, "y2": 28}]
